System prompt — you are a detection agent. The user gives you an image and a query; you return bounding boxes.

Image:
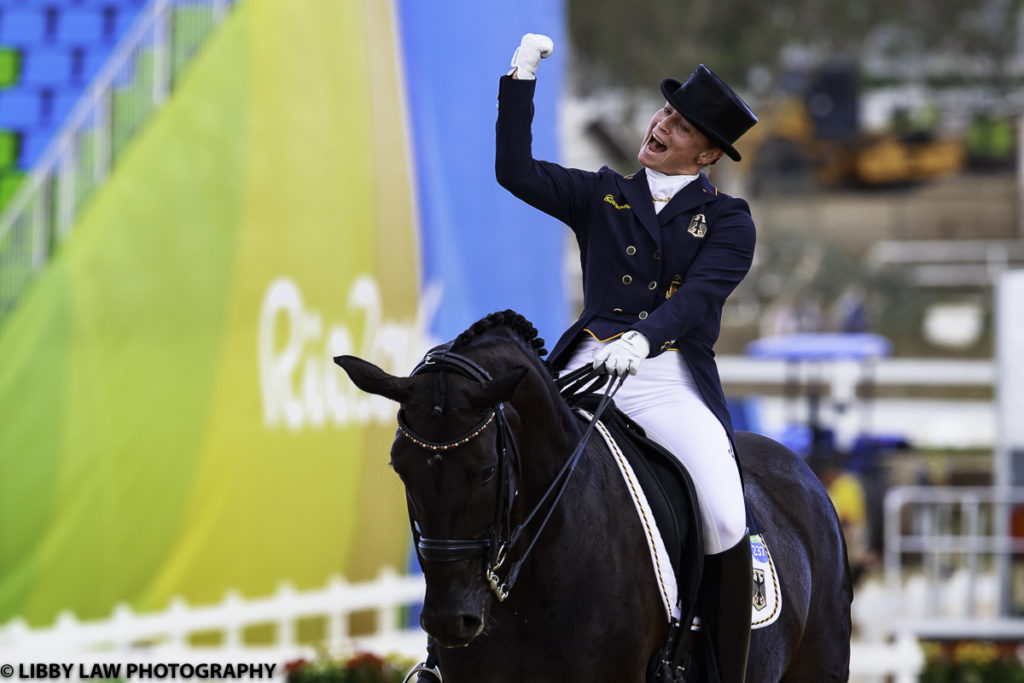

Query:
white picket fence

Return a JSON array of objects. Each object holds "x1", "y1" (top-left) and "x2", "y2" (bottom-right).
[
  {"x1": 849, "y1": 632, "x2": 924, "y2": 683},
  {"x1": 0, "y1": 563, "x2": 926, "y2": 681},
  {"x1": 0, "y1": 567, "x2": 429, "y2": 667}
]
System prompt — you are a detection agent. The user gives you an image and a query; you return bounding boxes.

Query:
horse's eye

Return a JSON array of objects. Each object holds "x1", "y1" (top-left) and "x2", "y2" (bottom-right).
[{"x1": 481, "y1": 466, "x2": 497, "y2": 482}]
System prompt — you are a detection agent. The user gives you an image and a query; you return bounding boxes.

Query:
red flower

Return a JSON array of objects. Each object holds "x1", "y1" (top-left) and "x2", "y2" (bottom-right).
[
  {"x1": 345, "y1": 652, "x2": 386, "y2": 673},
  {"x1": 283, "y1": 658, "x2": 308, "y2": 674}
]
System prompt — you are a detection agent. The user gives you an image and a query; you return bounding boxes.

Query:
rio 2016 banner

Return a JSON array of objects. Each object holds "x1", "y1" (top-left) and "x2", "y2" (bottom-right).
[{"x1": 0, "y1": 0, "x2": 566, "y2": 626}]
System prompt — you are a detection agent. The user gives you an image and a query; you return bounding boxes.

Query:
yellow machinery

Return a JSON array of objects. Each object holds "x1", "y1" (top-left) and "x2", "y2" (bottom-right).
[{"x1": 739, "y1": 64, "x2": 966, "y2": 191}]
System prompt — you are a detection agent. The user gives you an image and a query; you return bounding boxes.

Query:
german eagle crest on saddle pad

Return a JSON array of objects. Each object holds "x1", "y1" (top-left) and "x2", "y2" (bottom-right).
[{"x1": 750, "y1": 533, "x2": 781, "y2": 627}]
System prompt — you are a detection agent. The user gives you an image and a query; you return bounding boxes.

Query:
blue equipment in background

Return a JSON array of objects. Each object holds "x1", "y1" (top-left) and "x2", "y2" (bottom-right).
[{"x1": 744, "y1": 332, "x2": 907, "y2": 471}]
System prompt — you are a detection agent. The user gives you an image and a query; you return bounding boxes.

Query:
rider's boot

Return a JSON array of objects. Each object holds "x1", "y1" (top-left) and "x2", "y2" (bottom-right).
[{"x1": 701, "y1": 535, "x2": 752, "y2": 683}]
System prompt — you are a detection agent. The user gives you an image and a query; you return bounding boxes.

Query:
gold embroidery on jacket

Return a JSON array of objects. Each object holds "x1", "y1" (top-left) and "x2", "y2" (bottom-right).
[
  {"x1": 603, "y1": 194, "x2": 631, "y2": 210},
  {"x1": 666, "y1": 274, "x2": 683, "y2": 299}
]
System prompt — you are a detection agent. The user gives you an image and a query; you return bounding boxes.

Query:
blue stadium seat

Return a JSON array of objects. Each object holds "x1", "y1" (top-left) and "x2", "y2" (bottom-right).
[
  {"x1": 68, "y1": 0, "x2": 148, "y2": 5},
  {"x1": 18, "y1": 128, "x2": 51, "y2": 168},
  {"x1": 0, "y1": 1, "x2": 157, "y2": 175},
  {"x1": 67, "y1": 48, "x2": 110, "y2": 84},
  {"x1": 81, "y1": 49, "x2": 107, "y2": 82},
  {"x1": 38, "y1": 88, "x2": 78, "y2": 129},
  {"x1": 21, "y1": 48, "x2": 72, "y2": 86},
  {"x1": 114, "y1": 6, "x2": 140, "y2": 41},
  {"x1": 0, "y1": 90, "x2": 39, "y2": 127},
  {"x1": 0, "y1": 8, "x2": 48, "y2": 45},
  {"x1": 52, "y1": 91, "x2": 77, "y2": 125},
  {"x1": 56, "y1": 8, "x2": 105, "y2": 45}
]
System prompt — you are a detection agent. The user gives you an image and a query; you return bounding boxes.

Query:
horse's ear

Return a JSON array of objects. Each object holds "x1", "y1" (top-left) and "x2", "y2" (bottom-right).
[
  {"x1": 469, "y1": 366, "x2": 528, "y2": 409},
  {"x1": 334, "y1": 355, "x2": 413, "y2": 404}
]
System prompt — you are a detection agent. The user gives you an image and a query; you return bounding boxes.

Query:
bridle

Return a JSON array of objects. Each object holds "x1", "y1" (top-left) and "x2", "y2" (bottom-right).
[
  {"x1": 398, "y1": 348, "x2": 515, "y2": 579},
  {"x1": 396, "y1": 347, "x2": 623, "y2": 602}
]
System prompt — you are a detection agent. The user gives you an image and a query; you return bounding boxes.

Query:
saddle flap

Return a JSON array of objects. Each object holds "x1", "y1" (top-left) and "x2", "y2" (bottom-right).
[{"x1": 570, "y1": 395, "x2": 704, "y2": 617}]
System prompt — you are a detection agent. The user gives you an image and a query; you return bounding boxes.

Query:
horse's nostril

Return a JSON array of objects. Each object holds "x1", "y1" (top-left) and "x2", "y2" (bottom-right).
[
  {"x1": 420, "y1": 609, "x2": 484, "y2": 647},
  {"x1": 460, "y1": 613, "x2": 483, "y2": 636}
]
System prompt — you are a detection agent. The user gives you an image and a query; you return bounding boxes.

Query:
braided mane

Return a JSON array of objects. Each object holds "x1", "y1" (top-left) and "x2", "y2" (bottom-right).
[{"x1": 452, "y1": 310, "x2": 548, "y2": 358}]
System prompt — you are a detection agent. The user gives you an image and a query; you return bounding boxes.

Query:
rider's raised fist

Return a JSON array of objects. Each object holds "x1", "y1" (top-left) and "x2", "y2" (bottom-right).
[{"x1": 509, "y1": 33, "x2": 553, "y2": 80}]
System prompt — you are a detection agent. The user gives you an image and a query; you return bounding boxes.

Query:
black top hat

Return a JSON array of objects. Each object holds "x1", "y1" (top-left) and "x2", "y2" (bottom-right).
[{"x1": 660, "y1": 65, "x2": 757, "y2": 161}]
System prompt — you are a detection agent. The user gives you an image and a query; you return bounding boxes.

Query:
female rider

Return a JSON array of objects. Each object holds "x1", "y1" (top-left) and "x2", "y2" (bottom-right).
[{"x1": 495, "y1": 34, "x2": 759, "y2": 683}]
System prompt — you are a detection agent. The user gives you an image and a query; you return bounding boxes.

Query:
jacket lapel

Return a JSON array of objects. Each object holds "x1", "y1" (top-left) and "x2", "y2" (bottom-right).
[
  {"x1": 616, "y1": 170, "x2": 661, "y2": 247},
  {"x1": 657, "y1": 174, "x2": 718, "y2": 227}
]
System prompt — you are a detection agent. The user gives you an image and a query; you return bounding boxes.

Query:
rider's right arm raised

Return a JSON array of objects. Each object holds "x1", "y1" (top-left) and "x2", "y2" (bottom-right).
[{"x1": 495, "y1": 35, "x2": 596, "y2": 228}]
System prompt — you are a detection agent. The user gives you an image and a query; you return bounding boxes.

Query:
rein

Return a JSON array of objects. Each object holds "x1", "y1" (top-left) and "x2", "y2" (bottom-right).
[
  {"x1": 397, "y1": 349, "x2": 623, "y2": 602},
  {"x1": 487, "y1": 366, "x2": 623, "y2": 600}
]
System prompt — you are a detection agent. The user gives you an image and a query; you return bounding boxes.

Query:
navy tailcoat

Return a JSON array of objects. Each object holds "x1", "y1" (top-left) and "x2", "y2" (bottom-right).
[{"x1": 495, "y1": 76, "x2": 756, "y2": 444}]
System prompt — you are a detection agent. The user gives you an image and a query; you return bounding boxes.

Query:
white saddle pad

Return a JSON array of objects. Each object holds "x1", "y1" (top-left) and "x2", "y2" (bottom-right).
[{"x1": 579, "y1": 409, "x2": 679, "y2": 622}]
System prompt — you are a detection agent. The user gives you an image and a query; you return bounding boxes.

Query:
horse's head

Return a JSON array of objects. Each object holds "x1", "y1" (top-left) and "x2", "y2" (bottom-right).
[{"x1": 334, "y1": 313, "x2": 560, "y2": 648}]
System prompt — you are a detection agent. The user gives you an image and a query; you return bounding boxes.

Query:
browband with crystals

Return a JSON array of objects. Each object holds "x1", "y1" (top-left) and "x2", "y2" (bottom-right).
[{"x1": 397, "y1": 409, "x2": 497, "y2": 452}]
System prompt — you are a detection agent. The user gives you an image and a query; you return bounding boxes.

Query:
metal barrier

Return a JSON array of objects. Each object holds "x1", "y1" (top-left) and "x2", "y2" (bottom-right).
[
  {"x1": 884, "y1": 486, "x2": 1024, "y2": 632},
  {"x1": 837, "y1": 487, "x2": 1024, "y2": 681},
  {"x1": 0, "y1": 0, "x2": 238, "y2": 326}
]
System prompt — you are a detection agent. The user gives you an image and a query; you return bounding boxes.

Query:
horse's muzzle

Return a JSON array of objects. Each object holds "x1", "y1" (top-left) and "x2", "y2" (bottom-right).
[{"x1": 420, "y1": 608, "x2": 485, "y2": 648}]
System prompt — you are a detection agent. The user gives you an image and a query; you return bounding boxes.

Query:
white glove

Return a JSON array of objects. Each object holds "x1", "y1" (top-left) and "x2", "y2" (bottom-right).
[
  {"x1": 509, "y1": 33, "x2": 553, "y2": 80},
  {"x1": 593, "y1": 331, "x2": 650, "y2": 376}
]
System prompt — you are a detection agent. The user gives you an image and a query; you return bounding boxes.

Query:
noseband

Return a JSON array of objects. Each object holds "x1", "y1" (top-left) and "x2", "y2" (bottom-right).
[{"x1": 397, "y1": 347, "x2": 622, "y2": 602}]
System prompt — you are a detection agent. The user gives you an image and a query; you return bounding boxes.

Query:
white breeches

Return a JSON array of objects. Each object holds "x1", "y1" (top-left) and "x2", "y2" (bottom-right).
[{"x1": 563, "y1": 338, "x2": 746, "y2": 554}]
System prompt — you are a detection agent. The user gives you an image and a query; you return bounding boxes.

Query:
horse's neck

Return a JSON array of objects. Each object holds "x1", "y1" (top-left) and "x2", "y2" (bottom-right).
[
  {"x1": 498, "y1": 432, "x2": 652, "y2": 644},
  {"x1": 507, "y1": 378, "x2": 628, "y2": 568},
  {"x1": 511, "y1": 372, "x2": 582, "y2": 484}
]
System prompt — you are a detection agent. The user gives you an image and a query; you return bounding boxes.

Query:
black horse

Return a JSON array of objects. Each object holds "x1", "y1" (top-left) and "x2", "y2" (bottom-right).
[{"x1": 335, "y1": 311, "x2": 851, "y2": 683}]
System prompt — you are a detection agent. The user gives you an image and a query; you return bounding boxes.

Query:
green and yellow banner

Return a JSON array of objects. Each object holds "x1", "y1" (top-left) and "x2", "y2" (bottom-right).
[{"x1": 0, "y1": 0, "x2": 423, "y2": 624}]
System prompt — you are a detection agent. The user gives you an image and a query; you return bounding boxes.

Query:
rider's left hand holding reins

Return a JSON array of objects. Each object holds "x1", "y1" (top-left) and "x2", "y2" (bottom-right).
[{"x1": 593, "y1": 330, "x2": 650, "y2": 376}]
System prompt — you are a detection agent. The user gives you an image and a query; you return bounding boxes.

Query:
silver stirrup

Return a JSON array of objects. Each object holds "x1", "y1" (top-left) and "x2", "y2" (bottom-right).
[{"x1": 402, "y1": 662, "x2": 443, "y2": 683}]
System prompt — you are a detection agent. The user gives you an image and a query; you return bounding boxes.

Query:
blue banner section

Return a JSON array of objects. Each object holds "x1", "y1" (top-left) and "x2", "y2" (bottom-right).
[{"x1": 397, "y1": 0, "x2": 568, "y2": 346}]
